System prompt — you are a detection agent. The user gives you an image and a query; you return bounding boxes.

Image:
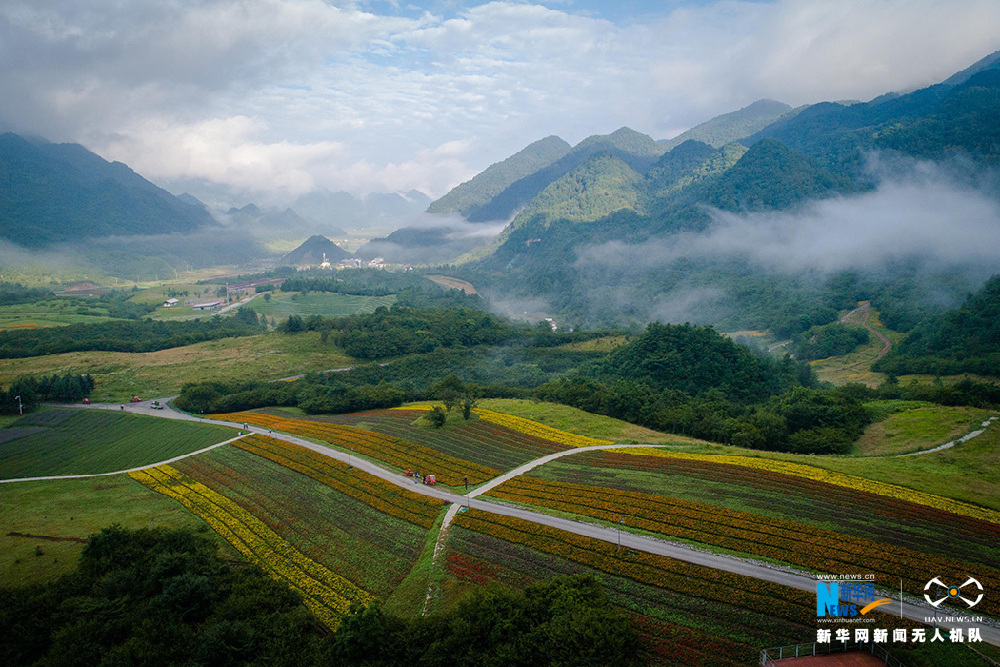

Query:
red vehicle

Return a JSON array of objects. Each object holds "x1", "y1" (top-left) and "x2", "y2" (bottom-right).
[
  {"x1": 130, "y1": 395, "x2": 141, "y2": 402},
  {"x1": 424, "y1": 474, "x2": 437, "y2": 486},
  {"x1": 82, "y1": 398, "x2": 91, "y2": 404}
]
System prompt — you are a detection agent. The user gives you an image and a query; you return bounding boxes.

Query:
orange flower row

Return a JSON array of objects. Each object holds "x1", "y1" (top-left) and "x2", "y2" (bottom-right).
[
  {"x1": 487, "y1": 476, "x2": 1000, "y2": 617},
  {"x1": 210, "y1": 411, "x2": 499, "y2": 486}
]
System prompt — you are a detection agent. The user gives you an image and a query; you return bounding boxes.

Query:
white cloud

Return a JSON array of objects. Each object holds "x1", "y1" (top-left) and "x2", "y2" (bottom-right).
[{"x1": 2, "y1": 0, "x2": 999, "y2": 203}]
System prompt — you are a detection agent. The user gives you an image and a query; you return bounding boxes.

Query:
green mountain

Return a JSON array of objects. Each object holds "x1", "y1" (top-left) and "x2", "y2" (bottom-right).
[
  {"x1": 510, "y1": 153, "x2": 643, "y2": 229},
  {"x1": 0, "y1": 132, "x2": 216, "y2": 248},
  {"x1": 462, "y1": 127, "x2": 666, "y2": 222},
  {"x1": 427, "y1": 136, "x2": 571, "y2": 216},
  {"x1": 659, "y1": 99, "x2": 795, "y2": 151},
  {"x1": 749, "y1": 50, "x2": 1000, "y2": 170}
]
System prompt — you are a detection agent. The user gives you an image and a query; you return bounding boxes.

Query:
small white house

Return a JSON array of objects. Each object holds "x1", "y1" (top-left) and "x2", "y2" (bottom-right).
[{"x1": 163, "y1": 298, "x2": 179, "y2": 307}]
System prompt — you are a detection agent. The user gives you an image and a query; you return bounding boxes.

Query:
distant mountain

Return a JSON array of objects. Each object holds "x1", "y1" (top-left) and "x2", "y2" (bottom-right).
[
  {"x1": 280, "y1": 235, "x2": 352, "y2": 266},
  {"x1": 462, "y1": 127, "x2": 667, "y2": 223},
  {"x1": 428, "y1": 136, "x2": 571, "y2": 217},
  {"x1": 0, "y1": 132, "x2": 216, "y2": 247},
  {"x1": 291, "y1": 189, "x2": 430, "y2": 235},
  {"x1": 222, "y1": 203, "x2": 330, "y2": 239},
  {"x1": 659, "y1": 99, "x2": 795, "y2": 151}
]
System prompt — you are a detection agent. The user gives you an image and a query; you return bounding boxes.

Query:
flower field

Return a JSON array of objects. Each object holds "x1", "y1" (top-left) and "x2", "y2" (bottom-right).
[
  {"x1": 232, "y1": 434, "x2": 444, "y2": 528},
  {"x1": 445, "y1": 512, "x2": 821, "y2": 665},
  {"x1": 172, "y1": 445, "x2": 431, "y2": 599},
  {"x1": 295, "y1": 408, "x2": 572, "y2": 470},
  {"x1": 613, "y1": 447, "x2": 1000, "y2": 525},
  {"x1": 538, "y1": 451, "x2": 1000, "y2": 569},
  {"x1": 393, "y1": 404, "x2": 614, "y2": 448},
  {"x1": 485, "y1": 475, "x2": 1000, "y2": 618},
  {"x1": 129, "y1": 463, "x2": 374, "y2": 629},
  {"x1": 208, "y1": 411, "x2": 499, "y2": 485}
]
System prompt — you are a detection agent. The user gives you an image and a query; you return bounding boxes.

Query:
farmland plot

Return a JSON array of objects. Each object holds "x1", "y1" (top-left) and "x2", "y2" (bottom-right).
[{"x1": 0, "y1": 409, "x2": 236, "y2": 479}]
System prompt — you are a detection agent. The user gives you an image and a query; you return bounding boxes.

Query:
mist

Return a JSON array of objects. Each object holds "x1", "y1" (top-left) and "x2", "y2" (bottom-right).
[
  {"x1": 567, "y1": 159, "x2": 1000, "y2": 328},
  {"x1": 355, "y1": 212, "x2": 506, "y2": 266}
]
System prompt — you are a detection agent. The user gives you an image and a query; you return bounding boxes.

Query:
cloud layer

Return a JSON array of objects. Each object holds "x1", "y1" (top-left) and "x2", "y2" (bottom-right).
[{"x1": 2, "y1": 0, "x2": 1000, "y2": 204}]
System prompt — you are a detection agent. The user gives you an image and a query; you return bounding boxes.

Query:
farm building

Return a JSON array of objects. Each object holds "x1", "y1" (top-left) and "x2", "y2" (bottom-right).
[
  {"x1": 162, "y1": 298, "x2": 179, "y2": 307},
  {"x1": 190, "y1": 300, "x2": 222, "y2": 311}
]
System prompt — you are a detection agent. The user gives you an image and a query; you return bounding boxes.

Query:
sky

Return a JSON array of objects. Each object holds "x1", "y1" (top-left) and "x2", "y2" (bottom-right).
[{"x1": 2, "y1": 0, "x2": 1000, "y2": 207}]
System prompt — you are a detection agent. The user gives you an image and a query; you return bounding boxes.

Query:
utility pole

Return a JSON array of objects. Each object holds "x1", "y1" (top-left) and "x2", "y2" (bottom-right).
[{"x1": 14, "y1": 395, "x2": 22, "y2": 415}]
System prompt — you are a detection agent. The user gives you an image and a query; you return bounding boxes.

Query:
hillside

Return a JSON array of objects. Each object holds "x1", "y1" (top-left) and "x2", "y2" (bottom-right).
[
  {"x1": 658, "y1": 99, "x2": 794, "y2": 151},
  {"x1": 427, "y1": 135, "x2": 571, "y2": 216},
  {"x1": 0, "y1": 132, "x2": 216, "y2": 247},
  {"x1": 875, "y1": 274, "x2": 1000, "y2": 376},
  {"x1": 463, "y1": 127, "x2": 666, "y2": 222}
]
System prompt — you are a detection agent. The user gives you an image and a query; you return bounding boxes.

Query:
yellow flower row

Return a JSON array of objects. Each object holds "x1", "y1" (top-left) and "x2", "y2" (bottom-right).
[
  {"x1": 129, "y1": 464, "x2": 373, "y2": 629},
  {"x1": 395, "y1": 404, "x2": 613, "y2": 449},
  {"x1": 610, "y1": 448, "x2": 1000, "y2": 526}
]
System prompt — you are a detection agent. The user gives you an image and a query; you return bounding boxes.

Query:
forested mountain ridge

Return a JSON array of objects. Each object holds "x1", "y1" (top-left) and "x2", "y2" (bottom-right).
[
  {"x1": 462, "y1": 127, "x2": 667, "y2": 223},
  {"x1": 658, "y1": 99, "x2": 795, "y2": 151},
  {"x1": 0, "y1": 132, "x2": 216, "y2": 248},
  {"x1": 427, "y1": 135, "x2": 571, "y2": 217}
]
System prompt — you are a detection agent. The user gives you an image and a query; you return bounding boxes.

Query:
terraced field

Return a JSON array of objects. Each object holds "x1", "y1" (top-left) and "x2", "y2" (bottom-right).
[
  {"x1": 284, "y1": 408, "x2": 574, "y2": 470},
  {"x1": 210, "y1": 410, "x2": 501, "y2": 485}
]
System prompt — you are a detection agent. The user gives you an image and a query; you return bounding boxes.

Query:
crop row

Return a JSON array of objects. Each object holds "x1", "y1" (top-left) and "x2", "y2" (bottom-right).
[
  {"x1": 233, "y1": 435, "x2": 444, "y2": 527},
  {"x1": 487, "y1": 476, "x2": 1000, "y2": 616},
  {"x1": 578, "y1": 450, "x2": 1000, "y2": 543},
  {"x1": 394, "y1": 405, "x2": 613, "y2": 449},
  {"x1": 446, "y1": 525, "x2": 813, "y2": 648},
  {"x1": 451, "y1": 509, "x2": 817, "y2": 627},
  {"x1": 209, "y1": 411, "x2": 499, "y2": 486},
  {"x1": 129, "y1": 464, "x2": 373, "y2": 629},
  {"x1": 567, "y1": 451, "x2": 1000, "y2": 562},
  {"x1": 174, "y1": 446, "x2": 426, "y2": 598},
  {"x1": 611, "y1": 447, "x2": 1000, "y2": 525},
  {"x1": 316, "y1": 409, "x2": 570, "y2": 470}
]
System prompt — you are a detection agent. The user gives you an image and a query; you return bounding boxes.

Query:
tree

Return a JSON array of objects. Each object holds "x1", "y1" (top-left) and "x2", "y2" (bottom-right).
[{"x1": 427, "y1": 406, "x2": 447, "y2": 428}]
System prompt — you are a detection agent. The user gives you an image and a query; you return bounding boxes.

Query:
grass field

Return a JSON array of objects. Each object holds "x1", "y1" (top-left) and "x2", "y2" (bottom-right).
[
  {"x1": 0, "y1": 408, "x2": 236, "y2": 480},
  {"x1": 0, "y1": 330, "x2": 355, "y2": 401},
  {"x1": 0, "y1": 475, "x2": 219, "y2": 587},
  {"x1": 246, "y1": 291, "x2": 396, "y2": 318},
  {"x1": 855, "y1": 405, "x2": 992, "y2": 455},
  {"x1": 474, "y1": 398, "x2": 706, "y2": 445}
]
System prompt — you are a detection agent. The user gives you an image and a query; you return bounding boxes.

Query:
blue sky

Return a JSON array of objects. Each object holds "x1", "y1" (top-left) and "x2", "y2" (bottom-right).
[{"x1": 2, "y1": 0, "x2": 999, "y2": 207}]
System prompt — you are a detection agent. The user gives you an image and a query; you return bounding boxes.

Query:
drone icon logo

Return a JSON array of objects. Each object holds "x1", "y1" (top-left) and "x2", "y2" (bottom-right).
[{"x1": 923, "y1": 577, "x2": 984, "y2": 608}]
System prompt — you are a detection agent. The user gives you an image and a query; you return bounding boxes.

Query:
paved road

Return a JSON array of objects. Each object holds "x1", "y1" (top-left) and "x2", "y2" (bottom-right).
[{"x1": 28, "y1": 400, "x2": 1000, "y2": 647}]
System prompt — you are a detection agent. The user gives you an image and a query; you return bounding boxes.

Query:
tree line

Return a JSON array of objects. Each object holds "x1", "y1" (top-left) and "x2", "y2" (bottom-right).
[{"x1": 0, "y1": 526, "x2": 640, "y2": 667}]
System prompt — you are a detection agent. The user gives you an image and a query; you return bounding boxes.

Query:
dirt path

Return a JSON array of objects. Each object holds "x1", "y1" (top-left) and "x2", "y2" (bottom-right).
[
  {"x1": 841, "y1": 301, "x2": 892, "y2": 361},
  {"x1": 897, "y1": 416, "x2": 998, "y2": 457}
]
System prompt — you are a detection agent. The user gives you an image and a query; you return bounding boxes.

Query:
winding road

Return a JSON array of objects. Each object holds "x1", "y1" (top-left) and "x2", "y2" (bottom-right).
[{"x1": 8, "y1": 399, "x2": 998, "y2": 647}]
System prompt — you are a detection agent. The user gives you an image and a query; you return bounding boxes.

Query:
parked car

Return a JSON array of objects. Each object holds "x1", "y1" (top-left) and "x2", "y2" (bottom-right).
[
  {"x1": 82, "y1": 398, "x2": 91, "y2": 404},
  {"x1": 150, "y1": 400, "x2": 164, "y2": 410}
]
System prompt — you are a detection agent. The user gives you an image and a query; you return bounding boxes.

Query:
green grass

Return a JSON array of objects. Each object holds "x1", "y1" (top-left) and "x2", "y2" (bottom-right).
[
  {"x1": 474, "y1": 398, "x2": 706, "y2": 445},
  {"x1": 0, "y1": 330, "x2": 355, "y2": 401},
  {"x1": 0, "y1": 475, "x2": 220, "y2": 587},
  {"x1": 0, "y1": 408, "x2": 237, "y2": 480},
  {"x1": 246, "y1": 292, "x2": 396, "y2": 318},
  {"x1": 855, "y1": 406, "x2": 991, "y2": 456},
  {"x1": 675, "y1": 419, "x2": 1000, "y2": 511},
  {"x1": 0, "y1": 299, "x2": 118, "y2": 329}
]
